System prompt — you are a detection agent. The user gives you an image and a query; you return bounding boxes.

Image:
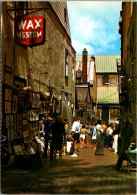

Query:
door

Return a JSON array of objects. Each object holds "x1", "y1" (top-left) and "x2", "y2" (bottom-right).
[{"x1": 102, "y1": 106, "x2": 109, "y2": 123}]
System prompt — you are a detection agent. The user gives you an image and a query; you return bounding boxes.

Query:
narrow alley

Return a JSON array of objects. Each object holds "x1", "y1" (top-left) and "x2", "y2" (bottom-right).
[{"x1": 1, "y1": 143, "x2": 136, "y2": 194}]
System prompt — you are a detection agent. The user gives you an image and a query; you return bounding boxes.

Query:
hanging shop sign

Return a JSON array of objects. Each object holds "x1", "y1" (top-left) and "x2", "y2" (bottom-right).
[{"x1": 15, "y1": 16, "x2": 44, "y2": 46}]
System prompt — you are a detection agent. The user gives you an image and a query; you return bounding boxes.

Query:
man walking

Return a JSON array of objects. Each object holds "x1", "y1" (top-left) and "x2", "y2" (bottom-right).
[
  {"x1": 71, "y1": 116, "x2": 81, "y2": 157},
  {"x1": 116, "y1": 121, "x2": 134, "y2": 171}
]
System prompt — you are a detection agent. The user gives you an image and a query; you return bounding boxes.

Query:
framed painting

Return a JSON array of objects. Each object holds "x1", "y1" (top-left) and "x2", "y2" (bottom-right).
[
  {"x1": 12, "y1": 95, "x2": 17, "y2": 113},
  {"x1": 5, "y1": 101, "x2": 11, "y2": 113},
  {"x1": 5, "y1": 88, "x2": 12, "y2": 101}
]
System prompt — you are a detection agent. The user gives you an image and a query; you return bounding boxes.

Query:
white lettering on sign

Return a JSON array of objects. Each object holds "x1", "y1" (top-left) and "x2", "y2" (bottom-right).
[
  {"x1": 18, "y1": 20, "x2": 27, "y2": 29},
  {"x1": 18, "y1": 19, "x2": 42, "y2": 30},
  {"x1": 17, "y1": 31, "x2": 42, "y2": 38},
  {"x1": 15, "y1": 16, "x2": 44, "y2": 46},
  {"x1": 26, "y1": 20, "x2": 34, "y2": 29},
  {"x1": 35, "y1": 19, "x2": 42, "y2": 29}
]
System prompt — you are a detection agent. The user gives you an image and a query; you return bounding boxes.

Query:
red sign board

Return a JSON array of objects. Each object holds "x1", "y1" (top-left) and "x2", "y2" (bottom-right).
[{"x1": 15, "y1": 16, "x2": 44, "y2": 46}]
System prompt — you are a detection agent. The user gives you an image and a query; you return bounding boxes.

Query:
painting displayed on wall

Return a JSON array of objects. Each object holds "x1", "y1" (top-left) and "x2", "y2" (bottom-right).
[
  {"x1": 5, "y1": 88, "x2": 12, "y2": 101},
  {"x1": 5, "y1": 102, "x2": 11, "y2": 113},
  {"x1": 28, "y1": 91, "x2": 40, "y2": 108},
  {"x1": 12, "y1": 95, "x2": 17, "y2": 113},
  {"x1": 29, "y1": 109, "x2": 39, "y2": 121}
]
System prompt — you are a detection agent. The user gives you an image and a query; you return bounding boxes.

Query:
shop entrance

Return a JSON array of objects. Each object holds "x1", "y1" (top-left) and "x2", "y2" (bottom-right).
[{"x1": 102, "y1": 106, "x2": 109, "y2": 123}]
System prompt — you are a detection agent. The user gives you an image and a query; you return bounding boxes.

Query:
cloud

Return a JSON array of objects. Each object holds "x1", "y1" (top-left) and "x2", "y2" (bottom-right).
[
  {"x1": 72, "y1": 40, "x2": 94, "y2": 55},
  {"x1": 67, "y1": 1, "x2": 122, "y2": 55}
]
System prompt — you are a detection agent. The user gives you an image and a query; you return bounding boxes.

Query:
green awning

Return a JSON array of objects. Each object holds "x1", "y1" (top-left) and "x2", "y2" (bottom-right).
[{"x1": 97, "y1": 86, "x2": 119, "y2": 104}]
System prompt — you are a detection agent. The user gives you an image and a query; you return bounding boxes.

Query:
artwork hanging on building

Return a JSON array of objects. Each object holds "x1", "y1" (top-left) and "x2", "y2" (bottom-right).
[
  {"x1": 12, "y1": 95, "x2": 17, "y2": 113},
  {"x1": 28, "y1": 92, "x2": 40, "y2": 108},
  {"x1": 5, "y1": 101, "x2": 11, "y2": 113},
  {"x1": 29, "y1": 109, "x2": 39, "y2": 121},
  {"x1": 5, "y1": 88, "x2": 12, "y2": 101}
]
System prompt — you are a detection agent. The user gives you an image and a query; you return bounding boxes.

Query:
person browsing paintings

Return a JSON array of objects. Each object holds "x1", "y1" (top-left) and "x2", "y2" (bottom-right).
[
  {"x1": 52, "y1": 114, "x2": 65, "y2": 163},
  {"x1": 71, "y1": 116, "x2": 81, "y2": 157}
]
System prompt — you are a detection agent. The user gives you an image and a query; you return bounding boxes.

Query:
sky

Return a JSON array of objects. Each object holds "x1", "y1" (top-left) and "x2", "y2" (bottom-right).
[{"x1": 67, "y1": 1, "x2": 122, "y2": 56}]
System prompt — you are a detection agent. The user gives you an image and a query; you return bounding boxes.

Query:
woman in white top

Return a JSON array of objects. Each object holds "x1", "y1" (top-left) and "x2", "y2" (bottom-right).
[
  {"x1": 71, "y1": 116, "x2": 80, "y2": 157},
  {"x1": 107, "y1": 124, "x2": 113, "y2": 149}
]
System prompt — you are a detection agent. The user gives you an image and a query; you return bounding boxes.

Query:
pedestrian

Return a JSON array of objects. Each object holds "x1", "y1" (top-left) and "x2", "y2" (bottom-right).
[
  {"x1": 101, "y1": 121, "x2": 107, "y2": 148},
  {"x1": 106, "y1": 123, "x2": 113, "y2": 149},
  {"x1": 113, "y1": 120, "x2": 120, "y2": 154},
  {"x1": 71, "y1": 116, "x2": 81, "y2": 157},
  {"x1": 43, "y1": 115, "x2": 54, "y2": 160},
  {"x1": 52, "y1": 114, "x2": 65, "y2": 162},
  {"x1": 89, "y1": 123, "x2": 93, "y2": 143},
  {"x1": 91, "y1": 122, "x2": 97, "y2": 149},
  {"x1": 80, "y1": 124, "x2": 86, "y2": 148},
  {"x1": 85, "y1": 125, "x2": 90, "y2": 148},
  {"x1": 62, "y1": 119, "x2": 68, "y2": 155},
  {"x1": 95, "y1": 120, "x2": 104, "y2": 155},
  {"x1": 116, "y1": 121, "x2": 134, "y2": 170}
]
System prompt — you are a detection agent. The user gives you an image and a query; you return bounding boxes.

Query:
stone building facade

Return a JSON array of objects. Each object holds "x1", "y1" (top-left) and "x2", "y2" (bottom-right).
[
  {"x1": 119, "y1": 2, "x2": 137, "y2": 138},
  {"x1": 76, "y1": 49, "x2": 96, "y2": 123},
  {"x1": 2, "y1": 1, "x2": 76, "y2": 142},
  {"x1": 76, "y1": 54, "x2": 120, "y2": 124},
  {"x1": 95, "y1": 55, "x2": 121, "y2": 124}
]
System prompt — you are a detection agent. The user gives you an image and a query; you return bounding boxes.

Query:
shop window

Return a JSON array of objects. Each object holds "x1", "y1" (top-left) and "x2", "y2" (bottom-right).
[
  {"x1": 65, "y1": 48, "x2": 69, "y2": 77},
  {"x1": 102, "y1": 75, "x2": 109, "y2": 85}
]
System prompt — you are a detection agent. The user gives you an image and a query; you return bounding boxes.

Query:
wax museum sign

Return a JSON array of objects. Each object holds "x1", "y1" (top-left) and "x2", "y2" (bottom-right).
[{"x1": 15, "y1": 16, "x2": 44, "y2": 46}]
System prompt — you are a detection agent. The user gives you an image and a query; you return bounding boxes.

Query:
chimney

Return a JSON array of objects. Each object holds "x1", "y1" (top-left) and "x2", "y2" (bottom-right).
[{"x1": 82, "y1": 48, "x2": 88, "y2": 83}]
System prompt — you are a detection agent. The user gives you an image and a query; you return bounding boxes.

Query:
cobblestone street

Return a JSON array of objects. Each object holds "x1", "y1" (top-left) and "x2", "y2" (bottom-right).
[{"x1": 1, "y1": 143, "x2": 137, "y2": 194}]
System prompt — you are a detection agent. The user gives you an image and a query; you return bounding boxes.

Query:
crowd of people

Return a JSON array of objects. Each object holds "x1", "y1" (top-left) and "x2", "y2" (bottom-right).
[
  {"x1": 40, "y1": 114, "x2": 134, "y2": 170},
  {"x1": 71, "y1": 118, "x2": 121, "y2": 156}
]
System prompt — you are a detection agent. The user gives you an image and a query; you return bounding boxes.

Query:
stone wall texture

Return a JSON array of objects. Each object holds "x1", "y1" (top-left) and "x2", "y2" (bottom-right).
[{"x1": 2, "y1": 1, "x2": 76, "y2": 129}]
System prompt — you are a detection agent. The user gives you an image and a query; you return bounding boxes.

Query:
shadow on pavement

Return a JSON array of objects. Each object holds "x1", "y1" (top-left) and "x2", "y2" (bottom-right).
[{"x1": 1, "y1": 158, "x2": 136, "y2": 194}]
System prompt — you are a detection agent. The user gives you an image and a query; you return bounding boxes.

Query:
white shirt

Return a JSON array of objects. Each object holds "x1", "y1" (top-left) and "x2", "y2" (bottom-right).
[
  {"x1": 96, "y1": 124, "x2": 103, "y2": 134},
  {"x1": 107, "y1": 127, "x2": 113, "y2": 135},
  {"x1": 71, "y1": 121, "x2": 80, "y2": 133}
]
